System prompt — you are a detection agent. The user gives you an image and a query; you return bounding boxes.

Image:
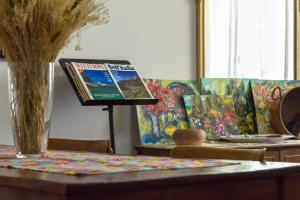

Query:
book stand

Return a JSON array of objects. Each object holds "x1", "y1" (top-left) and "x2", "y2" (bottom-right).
[{"x1": 59, "y1": 58, "x2": 159, "y2": 153}]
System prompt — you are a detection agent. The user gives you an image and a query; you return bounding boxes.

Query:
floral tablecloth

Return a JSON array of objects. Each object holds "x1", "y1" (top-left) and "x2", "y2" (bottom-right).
[{"x1": 0, "y1": 145, "x2": 238, "y2": 175}]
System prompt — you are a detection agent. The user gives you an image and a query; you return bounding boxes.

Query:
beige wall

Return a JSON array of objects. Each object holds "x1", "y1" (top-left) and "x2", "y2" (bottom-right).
[{"x1": 0, "y1": 0, "x2": 196, "y2": 154}]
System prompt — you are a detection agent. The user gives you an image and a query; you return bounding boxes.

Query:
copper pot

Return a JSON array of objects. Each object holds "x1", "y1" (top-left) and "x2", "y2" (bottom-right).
[{"x1": 271, "y1": 86, "x2": 300, "y2": 137}]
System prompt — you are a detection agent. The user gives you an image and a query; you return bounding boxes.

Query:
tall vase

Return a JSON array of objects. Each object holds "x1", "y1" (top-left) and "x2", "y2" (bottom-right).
[{"x1": 8, "y1": 63, "x2": 54, "y2": 158}]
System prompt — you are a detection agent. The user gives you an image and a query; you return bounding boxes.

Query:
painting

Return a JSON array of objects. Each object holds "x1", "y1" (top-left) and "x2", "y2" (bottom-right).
[
  {"x1": 184, "y1": 95, "x2": 240, "y2": 140},
  {"x1": 251, "y1": 80, "x2": 300, "y2": 134},
  {"x1": 200, "y1": 78, "x2": 258, "y2": 135},
  {"x1": 136, "y1": 79, "x2": 199, "y2": 145}
]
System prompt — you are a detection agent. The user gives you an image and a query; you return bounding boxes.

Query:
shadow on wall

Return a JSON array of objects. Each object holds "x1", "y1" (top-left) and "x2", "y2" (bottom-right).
[
  {"x1": 114, "y1": 106, "x2": 140, "y2": 155},
  {"x1": 131, "y1": 106, "x2": 142, "y2": 152}
]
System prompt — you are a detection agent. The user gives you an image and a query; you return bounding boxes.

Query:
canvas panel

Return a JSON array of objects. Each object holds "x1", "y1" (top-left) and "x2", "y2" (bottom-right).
[
  {"x1": 136, "y1": 79, "x2": 199, "y2": 145},
  {"x1": 200, "y1": 78, "x2": 258, "y2": 134},
  {"x1": 251, "y1": 80, "x2": 300, "y2": 134},
  {"x1": 184, "y1": 95, "x2": 240, "y2": 140}
]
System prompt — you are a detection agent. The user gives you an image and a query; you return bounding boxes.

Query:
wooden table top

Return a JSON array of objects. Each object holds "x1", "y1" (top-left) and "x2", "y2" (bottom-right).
[
  {"x1": 136, "y1": 139, "x2": 300, "y2": 150},
  {"x1": 0, "y1": 159, "x2": 299, "y2": 196}
]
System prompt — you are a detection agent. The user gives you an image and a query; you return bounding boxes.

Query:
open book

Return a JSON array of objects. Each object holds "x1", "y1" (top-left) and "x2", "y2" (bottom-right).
[{"x1": 68, "y1": 62, "x2": 153, "y2": 101}]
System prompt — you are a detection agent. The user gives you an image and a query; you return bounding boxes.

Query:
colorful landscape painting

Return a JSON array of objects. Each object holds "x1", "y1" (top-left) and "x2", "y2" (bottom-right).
[
  {"x1": 136, "y1": 79, "x2": 199, "y2": 145},
  {"x1": 184, "y1": 95, "x2": 240, "y2": 140},
  {"x1": 251, "y1": 80, "x2": 300, "y2": 134},
  {"x1": 200, "y1": 78, "x2": 258, "y2": 135}
]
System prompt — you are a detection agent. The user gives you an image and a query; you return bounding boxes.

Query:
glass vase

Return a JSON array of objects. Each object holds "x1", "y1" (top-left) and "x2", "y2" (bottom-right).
[{"x1": 8, "y1": 62, "x2": 54, "y2": 158}]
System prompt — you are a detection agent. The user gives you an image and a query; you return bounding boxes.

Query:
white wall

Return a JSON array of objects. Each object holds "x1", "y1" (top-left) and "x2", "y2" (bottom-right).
[{"x1": 0, "y1": 0, "x2": 196, "y2": 154}]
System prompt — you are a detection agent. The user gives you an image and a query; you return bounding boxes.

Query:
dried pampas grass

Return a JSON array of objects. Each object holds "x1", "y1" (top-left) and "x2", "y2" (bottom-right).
[
  {"x1": 0, "y1": 0, "x2": 109, "y2": 155},
  {"x1": 0, "y1": 0, "x2": 109, "y2": 63}
]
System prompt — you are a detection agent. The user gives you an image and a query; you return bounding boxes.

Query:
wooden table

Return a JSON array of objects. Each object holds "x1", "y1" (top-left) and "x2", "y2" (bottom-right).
[
  {"x1": 0, "y1": 160, "x2": 300, "y2": 200},
  {"x1": 136, "y1": 140, "x2": 300, "y2": 162}
]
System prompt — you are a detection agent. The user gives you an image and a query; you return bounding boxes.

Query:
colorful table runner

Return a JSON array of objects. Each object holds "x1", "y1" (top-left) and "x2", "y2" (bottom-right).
[{"x1": 0, "y1": 145, "x2": 239, "y2": 175}]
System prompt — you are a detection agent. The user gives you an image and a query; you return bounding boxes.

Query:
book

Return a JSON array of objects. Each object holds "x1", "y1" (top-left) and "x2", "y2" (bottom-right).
[
  {"x1": 71, "y1": 62, "x2": 124, "y2": 100},
  {"x1": 105, "y1": 63, "x2": 153, "y2": 99},
  {"x1": 66, "y1": 63, "x2": 90, "y2": 102}
]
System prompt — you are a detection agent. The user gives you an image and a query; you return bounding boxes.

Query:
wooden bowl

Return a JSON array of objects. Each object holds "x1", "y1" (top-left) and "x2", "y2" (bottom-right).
[{"x1": 173, "y1": 129, "x2": 206, "y2": 145}]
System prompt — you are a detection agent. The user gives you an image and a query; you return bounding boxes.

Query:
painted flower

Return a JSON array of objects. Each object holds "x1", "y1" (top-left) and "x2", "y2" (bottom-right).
[
  {"x1": 215, "y1": 120, "x2": 225, "y2": 135},
  {"x1": 223, "y1": 108, "x2": 236, "y2": 124},
  {"x1": 204, "y1": 120, "x2": 210, "y2": 129}
]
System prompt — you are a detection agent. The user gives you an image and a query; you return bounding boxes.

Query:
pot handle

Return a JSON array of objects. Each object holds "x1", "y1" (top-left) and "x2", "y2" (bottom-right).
[{"x1": 271, "y1": 86, "x2": 282, "y2": 100}]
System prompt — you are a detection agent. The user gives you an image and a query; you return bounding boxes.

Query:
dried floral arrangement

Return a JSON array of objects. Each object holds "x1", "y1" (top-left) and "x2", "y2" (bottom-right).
[{"x1": 0, "y1": 0, "x2": 109, "y2": 155}]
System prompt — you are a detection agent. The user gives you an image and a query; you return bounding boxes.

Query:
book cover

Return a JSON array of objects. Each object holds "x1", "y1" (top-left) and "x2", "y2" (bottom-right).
[
  {"x1": 106, "y1": 63, "x2": 153, "y2": 99},
  {"x1": 66, "y1": 63, "x2": 90, "y2": 102},
  {"x1": 71, "y1": 62, "x2": 124, "y2": 100}
]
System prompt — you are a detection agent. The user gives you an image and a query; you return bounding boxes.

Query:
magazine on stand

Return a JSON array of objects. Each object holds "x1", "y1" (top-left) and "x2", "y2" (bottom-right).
[
  {"x1": 71, "y1": 62, "x2": 124, "y2": 101},
  {"x1": 105, "y1": 63, "x2": 153, "y2": 99}
]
